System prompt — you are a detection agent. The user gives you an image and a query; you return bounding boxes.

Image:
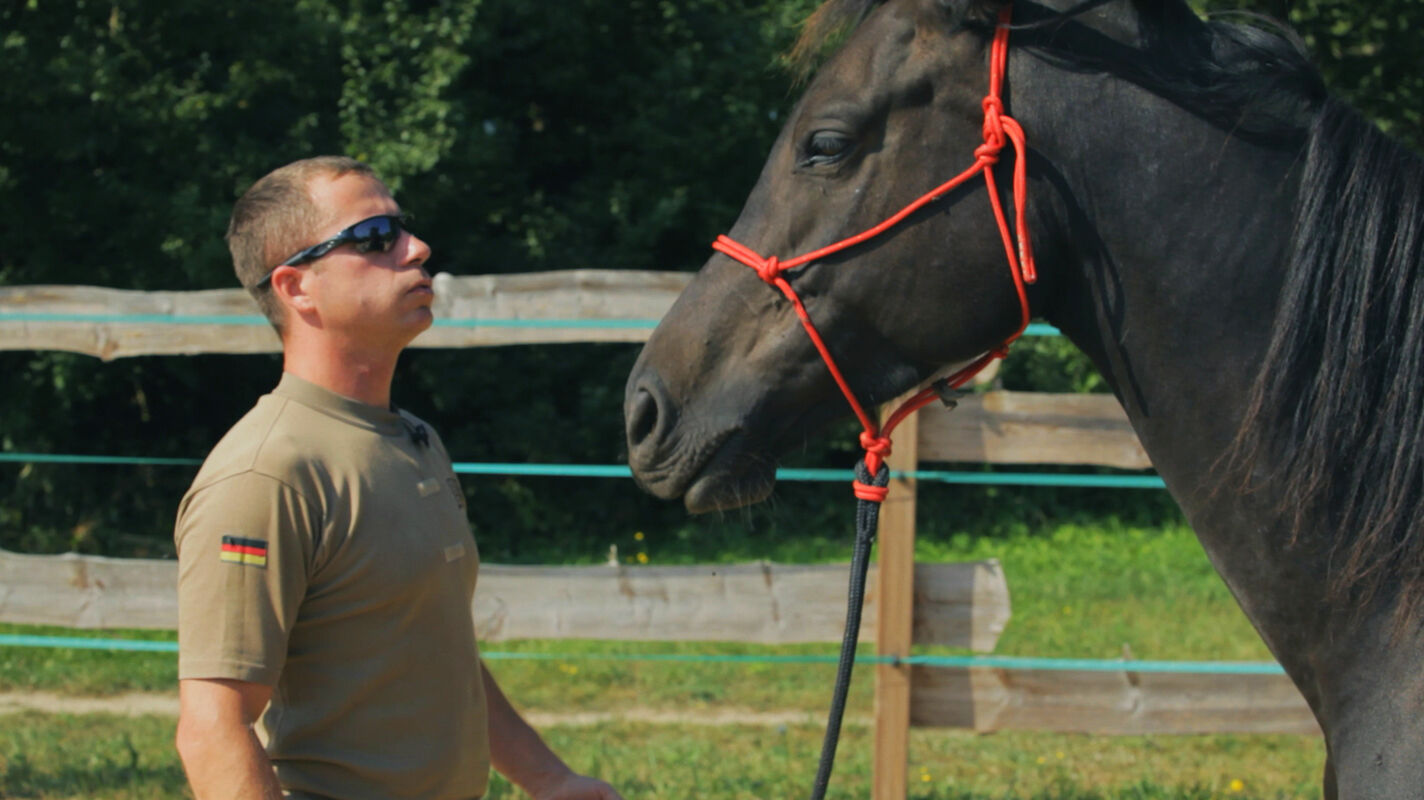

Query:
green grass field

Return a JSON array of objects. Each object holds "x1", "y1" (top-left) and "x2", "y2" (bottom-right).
[
  {"x1": 0, "y1": 520, "x2": 1324, "y2": 798},
  {"x1": 0, "y1": 713, "x2": 1324, "y2": 799}
]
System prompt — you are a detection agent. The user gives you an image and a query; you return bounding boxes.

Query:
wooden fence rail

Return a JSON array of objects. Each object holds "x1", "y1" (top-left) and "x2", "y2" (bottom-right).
[
  {"x1": 0, "y1": 550, "x2": 1010, "y2": 650},
  {"x1": 0, "y1": 271, "x2": 690, "y2": 358}
]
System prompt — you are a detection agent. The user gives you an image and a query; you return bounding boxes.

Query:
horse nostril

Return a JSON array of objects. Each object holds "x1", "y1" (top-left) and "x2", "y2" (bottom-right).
[{"x1": 627, "y1": 387, "x2": 660, "y2": 448}]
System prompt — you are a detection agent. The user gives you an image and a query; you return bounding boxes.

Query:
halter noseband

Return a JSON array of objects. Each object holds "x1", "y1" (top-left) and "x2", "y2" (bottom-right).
[{"x1": 712, "y1": 5, "x2": 1036, "y2": 501}]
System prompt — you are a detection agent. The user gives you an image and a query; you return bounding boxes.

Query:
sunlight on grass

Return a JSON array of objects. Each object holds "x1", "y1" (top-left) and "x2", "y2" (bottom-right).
[{"x1": 0, "y1": 713, "x2": 1321, "y2": 800}]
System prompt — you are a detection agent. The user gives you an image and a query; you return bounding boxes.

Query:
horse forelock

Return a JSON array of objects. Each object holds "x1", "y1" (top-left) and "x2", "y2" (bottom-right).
[
  {"x1": 1232, "y1": 102, "x2": 1424, "y2": 629},
  {"x1": 787, "y1": 0, "x2": 993, "y2": 81}
]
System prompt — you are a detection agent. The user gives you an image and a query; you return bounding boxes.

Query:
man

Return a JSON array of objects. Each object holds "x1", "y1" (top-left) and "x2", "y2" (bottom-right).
[{"x1": 174, "y1": 156, "x2": 622, "y2": 800}]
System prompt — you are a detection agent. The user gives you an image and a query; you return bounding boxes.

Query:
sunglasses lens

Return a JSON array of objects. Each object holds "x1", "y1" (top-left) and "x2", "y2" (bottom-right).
[{"x1": 351, "y1": 216, "x2": 402, "y2": 253}]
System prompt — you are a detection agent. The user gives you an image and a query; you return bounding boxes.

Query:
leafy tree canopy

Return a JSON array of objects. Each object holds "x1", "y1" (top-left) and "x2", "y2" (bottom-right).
[{"x1": 0, "y1": 0, "x2": 1418, "y2": 557}]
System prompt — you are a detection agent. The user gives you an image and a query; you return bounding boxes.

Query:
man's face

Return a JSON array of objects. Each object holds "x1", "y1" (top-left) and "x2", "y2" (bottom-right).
[{"x1": 299, "y1": 172, "x2": 435, "y2": 351}]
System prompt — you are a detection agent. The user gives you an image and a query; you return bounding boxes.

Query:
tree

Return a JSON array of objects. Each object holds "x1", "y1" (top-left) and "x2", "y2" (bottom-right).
[
  {"x1": 0, "y1": 0, "x2": 1418, "y2": 558},
  {"x1": 0, "y1": 0, "x2": 819, "y2": 558}
]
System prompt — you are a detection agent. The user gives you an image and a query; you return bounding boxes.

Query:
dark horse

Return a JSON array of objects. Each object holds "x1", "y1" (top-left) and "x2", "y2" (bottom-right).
[{"x1": 624, "y1": 0, "x2": 1424, "y2": 796}]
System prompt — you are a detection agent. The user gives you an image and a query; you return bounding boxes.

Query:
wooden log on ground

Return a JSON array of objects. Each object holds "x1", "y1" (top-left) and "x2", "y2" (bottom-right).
[
  {"x1": 910, "y1": 665, "x2": 1318, "y2": 735},
  {"x1": 0, "y1": 550, "x2": 1010, "y2": 651},
  {"x1": 0, "y1": 271, "x2": 691, "y2": 359}
]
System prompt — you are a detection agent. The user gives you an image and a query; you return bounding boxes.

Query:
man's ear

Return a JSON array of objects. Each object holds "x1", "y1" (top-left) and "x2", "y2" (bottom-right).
[{"x1": 269, "y1": 265, "x2": 317, "y2": 316}]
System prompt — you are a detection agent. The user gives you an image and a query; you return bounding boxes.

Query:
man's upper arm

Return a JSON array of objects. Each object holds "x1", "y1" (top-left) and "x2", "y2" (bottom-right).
[
  {"x1": 179, "y1": 678, "x2": 275, "y2": 729},
  {"x1": 175, "y1": 471, "x2": 316, "y2": 684}
]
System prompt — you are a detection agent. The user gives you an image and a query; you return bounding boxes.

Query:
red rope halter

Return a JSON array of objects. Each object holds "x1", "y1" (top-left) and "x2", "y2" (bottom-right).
[{"x1": 711, "y1": 6, "x2": 1036, "y2": 502}]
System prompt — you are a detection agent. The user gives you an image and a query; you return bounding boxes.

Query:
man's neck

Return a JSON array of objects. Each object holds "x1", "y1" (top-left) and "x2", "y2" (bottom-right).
[{"x1": 282, "y1": 339, "x2": 401, "y2": 409}]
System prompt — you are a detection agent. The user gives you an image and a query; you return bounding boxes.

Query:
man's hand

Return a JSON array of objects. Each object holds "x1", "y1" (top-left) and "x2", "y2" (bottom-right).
[
  {"x1": 534, "y1": 773, "x2": 625, "y2": 800},
  {"x1": 483, "y1": 662, "x2": 624, "y2": 800}
]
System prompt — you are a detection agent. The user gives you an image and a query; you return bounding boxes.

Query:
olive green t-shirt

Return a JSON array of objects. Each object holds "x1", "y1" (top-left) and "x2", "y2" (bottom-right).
[{"x1": 175, "y1": 373, "x2": 489, "y2": 800}]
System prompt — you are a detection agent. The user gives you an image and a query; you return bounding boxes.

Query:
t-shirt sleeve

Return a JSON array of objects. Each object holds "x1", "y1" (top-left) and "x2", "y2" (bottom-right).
[{"x1": 174, "y1": 471, "x2": 316, "y2": 684}]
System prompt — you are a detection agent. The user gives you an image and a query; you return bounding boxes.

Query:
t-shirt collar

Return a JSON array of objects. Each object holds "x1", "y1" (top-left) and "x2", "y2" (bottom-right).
[{"x1": 273, "y1": 372, "x2": 405, "y2": 436}]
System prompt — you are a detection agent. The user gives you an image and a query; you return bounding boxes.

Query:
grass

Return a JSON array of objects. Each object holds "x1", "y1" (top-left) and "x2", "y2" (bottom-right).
[
  {"x1": 0, "y1": 713, "x2": 187, "y2": 799},
  {"x1": 0, "y1": 518, "x2": 1322, "y2": 798},
  {"x1": 0, "y1": 626, "x2": 177, "y2": 696},
  {"x1": 0, "y1": 712, "x2": 1324, "y2": 799}
]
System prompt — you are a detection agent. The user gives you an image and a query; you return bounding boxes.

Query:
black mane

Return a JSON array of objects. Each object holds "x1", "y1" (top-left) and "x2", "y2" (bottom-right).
[
  {"x1": 1237, "y1": 100, "x2": 1424, "y2": 621},
  {"x1": 793, "y1": 1, "x2": 1326, "y2": 137},
  {"x1": 994, "y1": 1, "x2": 1324, "y2": 142}
]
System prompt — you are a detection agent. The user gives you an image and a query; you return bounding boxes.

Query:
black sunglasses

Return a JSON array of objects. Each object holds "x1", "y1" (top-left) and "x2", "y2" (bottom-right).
[{"x1": 254, "y1": 213, "x2": 411, "y2": 288}]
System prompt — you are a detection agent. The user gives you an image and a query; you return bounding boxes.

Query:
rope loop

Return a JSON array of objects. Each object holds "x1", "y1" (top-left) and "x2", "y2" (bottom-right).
[
  {"x1": 852, "y1": 458, "x2": 892, "y2": 504},
  {"x1": 852, "y1": 480, "x2": 890, "y2": 504}
]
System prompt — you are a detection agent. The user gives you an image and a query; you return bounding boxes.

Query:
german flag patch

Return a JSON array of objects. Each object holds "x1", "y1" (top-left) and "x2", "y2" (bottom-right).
[{"x1": 220, "y1": 536, "x2": 268, "y2": 568}]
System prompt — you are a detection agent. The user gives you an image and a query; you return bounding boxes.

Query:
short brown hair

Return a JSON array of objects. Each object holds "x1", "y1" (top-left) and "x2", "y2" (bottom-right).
[{"x1": 226, "y1": 156, "x2": 379, "y2": 334}]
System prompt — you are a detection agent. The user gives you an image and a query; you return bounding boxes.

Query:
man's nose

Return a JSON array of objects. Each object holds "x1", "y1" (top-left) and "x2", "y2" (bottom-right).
[{"x1": 403, "y1": 233, "x2": 433, "y2": 271}]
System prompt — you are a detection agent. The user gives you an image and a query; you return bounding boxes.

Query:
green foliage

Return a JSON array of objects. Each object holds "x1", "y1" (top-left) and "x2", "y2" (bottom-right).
[
  {"x1": 1200, "y1": 0, "x2": 1424, "y2": 151},
  {"x1": 0, "y1": 0, "x2": 818, "y2": 555},
  {"x1": 998, "y1": 336, "x2": 1108, "y2": 394},
  {"x1": 1, "y1": 0, "x2": 1420, "y2": 558}
]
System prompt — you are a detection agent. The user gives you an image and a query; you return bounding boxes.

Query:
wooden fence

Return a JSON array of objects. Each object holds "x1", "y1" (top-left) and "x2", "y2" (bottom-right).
[
  {"x1": 0, "y1": 551, "x2": 1009, "y2": 650},
  {"x1": 0, "y1": 271, "x2": 1317, "y2": 800}
]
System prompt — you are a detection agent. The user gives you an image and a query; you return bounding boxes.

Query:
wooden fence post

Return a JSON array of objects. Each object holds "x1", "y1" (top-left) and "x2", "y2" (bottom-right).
[{"x1": 873, "y1": 404, "x2": 919, "y2": 800}]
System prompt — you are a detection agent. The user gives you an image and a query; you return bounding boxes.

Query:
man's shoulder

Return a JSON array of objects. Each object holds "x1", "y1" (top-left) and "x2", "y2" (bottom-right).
[{"x1": 188, "y1": 394, "x2": 342, "y2": 495}]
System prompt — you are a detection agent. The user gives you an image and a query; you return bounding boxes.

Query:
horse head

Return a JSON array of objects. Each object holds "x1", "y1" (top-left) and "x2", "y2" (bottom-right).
[{"x1": 626, "y1": 0, "x2": 1080, "y2": 512}]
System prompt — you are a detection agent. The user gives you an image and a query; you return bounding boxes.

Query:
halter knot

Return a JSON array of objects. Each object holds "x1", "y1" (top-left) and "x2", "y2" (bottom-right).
[
  {"x1": 859, "y1": 431, "x2": 892, "y2": 458},
  {"x1": 857, "y1": 431, "x2": 892, "y2": 477},
  {"x1": 755, "y1": 255, "x2": 784, "y2": 285},
  {"x1": 980, "y1": 97, "x2": 1006, "y2": 152}
]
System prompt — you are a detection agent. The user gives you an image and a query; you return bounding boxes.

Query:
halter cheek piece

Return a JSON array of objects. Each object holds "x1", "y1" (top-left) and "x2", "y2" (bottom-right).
[{"x1": 712, "y1": 5, "x2": 1036, "y2": 499}]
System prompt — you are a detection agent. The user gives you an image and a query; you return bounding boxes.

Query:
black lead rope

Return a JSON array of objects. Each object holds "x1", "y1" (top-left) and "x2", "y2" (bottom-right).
[{"x1": 809, "y1": 459, "x2": 890, "y2": 800}]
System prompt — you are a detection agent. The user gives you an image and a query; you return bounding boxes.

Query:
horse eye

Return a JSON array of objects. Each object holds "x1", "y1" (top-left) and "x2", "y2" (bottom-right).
[{"x1": 803, "y1": 132, "x2": 854, "y2": 166}]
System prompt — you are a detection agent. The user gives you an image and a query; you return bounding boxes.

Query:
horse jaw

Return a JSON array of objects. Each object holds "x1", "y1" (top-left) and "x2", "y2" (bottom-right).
[
  {"x1": 624, "y1": 381, "x2": 776, "y2": 513},
  {"x1": 625, "y1": 350, "x2": 822, "y2": 513}
]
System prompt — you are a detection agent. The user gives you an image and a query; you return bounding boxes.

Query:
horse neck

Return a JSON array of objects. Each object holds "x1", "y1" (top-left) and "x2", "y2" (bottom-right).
[
  {"x1": 1037, "y1": 121, "x2": 1302, "y2": 504},
  {"x1": 1027, "y1": 83, "x2": 1319, "y2": 646}
]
